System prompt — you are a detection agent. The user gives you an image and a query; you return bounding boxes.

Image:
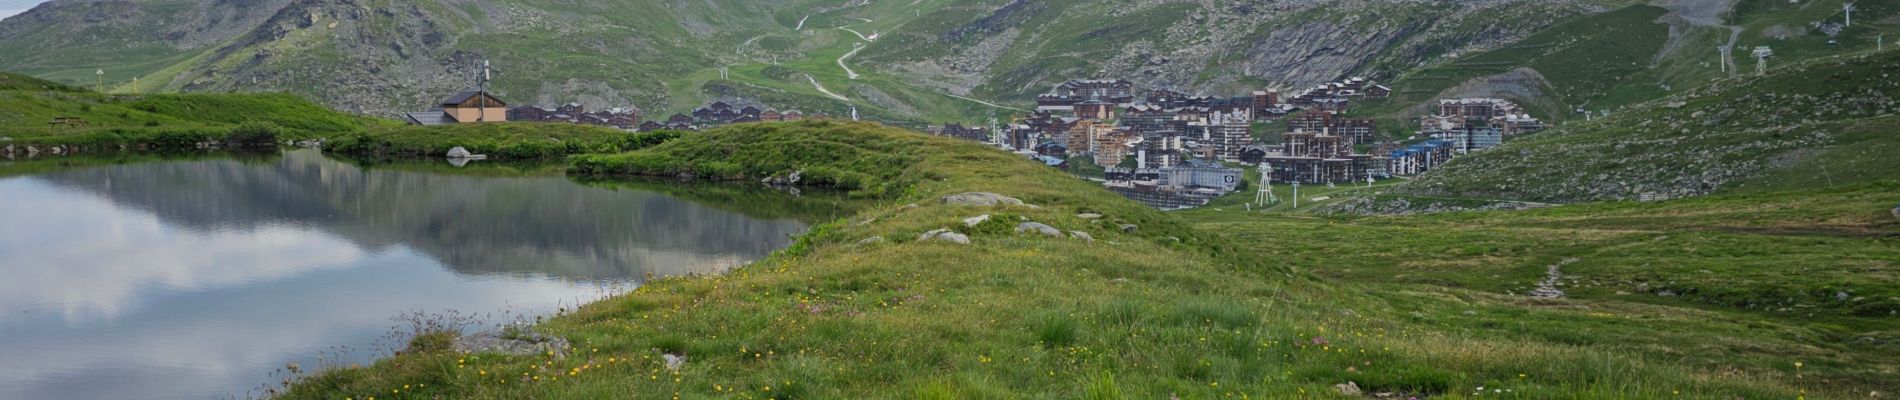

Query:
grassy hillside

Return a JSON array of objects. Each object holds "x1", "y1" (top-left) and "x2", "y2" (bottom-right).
[
  {"x1": 0, "y1": 71, "x2": 81, "y2": 92},
  {"x1": 325, "y1": 123, "x2": 679, "y2": 160},
  {"x1": 1402, "y1": 49, "x2": 1900, "y2": 203},
  {"x1": 0, "y1": 72, "x2": 387, "y2": 153},
  {"x1": 278, "y1": 120, "x2": 1892, "y2": 399},
  {"x1": 1350, "y1": 5, "x2": 1672, "y2": 125},
  {"x1": 0, "y1": 0, "x2": 1615, "y2": 124}
]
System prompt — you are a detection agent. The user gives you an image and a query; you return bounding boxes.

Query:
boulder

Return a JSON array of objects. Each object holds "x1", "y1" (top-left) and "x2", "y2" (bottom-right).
[
  {"x1": 942, "y1": 192, "x2": 1024, "y2": 207},
  {"x1": 918, "y1": 229, "x2": 971, "y2": 245},
  {"x1": 1068, "y1": 231, "x2": 1094, "y2": 242},
  {"x1": 1016, "y1": 222, "x2": 1060, "y2": 236},
  {"x1": 1076, "y1": 213, "x2": 1103, "y2": 220},
  {"x1": 446, "y1": 146, "x2": 473, "y2": 158},
  {"x1": 962, "y1": 214, "x2": 992, "y2": 227}
]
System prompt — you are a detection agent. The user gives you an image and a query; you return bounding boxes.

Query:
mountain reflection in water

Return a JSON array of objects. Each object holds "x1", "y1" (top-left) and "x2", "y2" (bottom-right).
[{"x1": 0, "y1": 150, "x2": 824, "y2": 400}]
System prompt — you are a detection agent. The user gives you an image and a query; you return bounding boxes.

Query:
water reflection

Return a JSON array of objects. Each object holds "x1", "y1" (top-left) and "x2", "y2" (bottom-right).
[{"x1": 0, "y1": 150, "x2": 825, "y2": 399}]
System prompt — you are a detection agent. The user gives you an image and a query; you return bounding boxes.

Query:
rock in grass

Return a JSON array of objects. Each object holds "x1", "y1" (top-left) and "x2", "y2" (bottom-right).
[
  {"x1": 1068, "y1": 231, "x2": 1094, "y2": 242},
  {"x1": 663, "y1": 353, "x2": 686, "y2": 372},
  {"x1": 856, "y1": 236, "x2": 885, "y2": 246},
  {"x1": 1333, "y1": 381, "x2": 1362, "y2": 396},
  {"x1": 1016, "y1": 222, "x2": 1060, "y2": 236},
  {"x1": 918, "y1": 229, "x2": 970, "y2": 245},
  {"x1": 1119, "y1": 224, "x2": 1138, "y2": 233},
  {"x1": 1076, "y1": 213, "x2": 1103, "y2": 220},
  {"x1": 942, "y1": 192, "x2": 1024, "y2": 207},
  {"x1": 455, "y1": 329, "x2": 569, "y2": 357},
  {"x1": 1891, "y1": 203, "x2": 1899, "y2": 221},
  {"x1": 963, "y1": 214, "x2": 991, "y2": 227}
]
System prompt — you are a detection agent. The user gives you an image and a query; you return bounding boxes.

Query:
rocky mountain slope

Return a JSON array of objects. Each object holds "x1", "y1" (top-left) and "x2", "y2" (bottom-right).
[
  {"x1": 0, "y1": 0, "x2": 1612, "y2": 120},
  {"x1": 1401, "y1": 49, "x2": 1900, "y2": 203}
]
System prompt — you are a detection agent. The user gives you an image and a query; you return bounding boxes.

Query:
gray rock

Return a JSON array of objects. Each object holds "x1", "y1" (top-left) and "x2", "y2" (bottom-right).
[
  {"x1": 1016, "y1": 222, "x2": 1060, "y2": 236},
  {"x1": 856, "y1": 236, "x2": 885, "y2": 246},
  {"x1": 962, "y1": 214, "x2": 992, "y2": 227},
  {"x1": 446, "y1": 146, "x2": 473, "y2": 158},
  {"x1": 454, "y1": 328, "x2": 569, "y2": 357},
  {"x1": 1119, "y1": 224, "x2": 1138, "y2": 233},
  {"x1": 918, "y1": 229, "x2": 970, "y2": 245},
  {"x1": 763, "y1": 170, "x2": 803, "y2": 186},
  {"x1": 663, "y1": 353, "x2": 687, "y2": 372},
  {"x1": 1068, "y1": 231, "x2": 1094, "y2": 242},
  {"x1": 1076, "y1": 213, "x2": 1103, "y2": 220},
  {"x1": 1334, "y1": 382, "x2": 1362, "y2": 396},
  {"x1": 1891, "y1": 204, "x2": 1899, "y2": 221},
  {"x1": 941, "y1": 192, "x2": 1024, "y2": 207}
]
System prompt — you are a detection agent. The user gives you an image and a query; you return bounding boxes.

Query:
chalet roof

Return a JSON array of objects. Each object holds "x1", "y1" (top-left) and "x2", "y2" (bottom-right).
[
  {"x1": 405, "y1": 109, "x2": 452, "y2": 125},
  {"x1": 441, "y1": 90, "x2": 505, "y2": 107}
]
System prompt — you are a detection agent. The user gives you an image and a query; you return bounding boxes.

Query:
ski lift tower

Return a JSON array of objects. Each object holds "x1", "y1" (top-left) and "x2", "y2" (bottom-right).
[
  {"x1": 1844, "y1": 3, "x2": 1855, "y2": 27},
  {"x1": 1752, "y1": 46, "x2": 1774, "y2": 76},
  {"x1": 1254, "y1": 162, "x2": 1278, "y2": 207}
]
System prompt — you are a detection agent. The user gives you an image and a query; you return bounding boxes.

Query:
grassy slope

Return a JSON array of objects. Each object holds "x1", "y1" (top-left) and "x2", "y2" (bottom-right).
[
  {"x1": 0, "y1": 83, "x2": 388, "y2": 148},
  {"x1": 323, "y1": 123, "x2": 678, "y2": 160},
  {"x1": 1402, "y1": 50, "x2": 1900, "y2": 203},
  {"x1": 281, "y1": 121, "x2": 1886, "y2": 399},
  {"x1": 1183, "y1": 182, "x2": 1900, "y2": 393},
  {"x1": 1348, "y1": 5, "x2": 1672, "y2": 129}
]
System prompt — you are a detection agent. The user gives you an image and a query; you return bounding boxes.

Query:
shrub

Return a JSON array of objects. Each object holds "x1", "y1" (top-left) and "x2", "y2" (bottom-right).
[{"x1": 226, "y1": 121, "x2": 283, "y2": 148}]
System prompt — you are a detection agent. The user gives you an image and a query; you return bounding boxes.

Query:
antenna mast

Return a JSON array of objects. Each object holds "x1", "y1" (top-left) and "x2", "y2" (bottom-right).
[{"x1": 478, "y1": 60, "x2": 491, "y2": 122}]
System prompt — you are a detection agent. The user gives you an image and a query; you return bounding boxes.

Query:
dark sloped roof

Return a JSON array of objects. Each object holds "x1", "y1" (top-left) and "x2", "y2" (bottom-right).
[
  {"x1": 441, "y1": 90, "x2": 482, "y2": 105},
  {"x1": 441, "y1": 90, "x2": 505, "y2": 107},
  {"x1": 405, "y1": 109, "x2": 452, "y2": 125}
]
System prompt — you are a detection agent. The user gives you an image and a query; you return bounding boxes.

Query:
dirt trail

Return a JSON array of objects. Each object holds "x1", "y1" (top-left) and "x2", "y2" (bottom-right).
[
  {"x1": 807, "y1": 75, "x2": 850, "y2": 101},
  {"x1": 838, "y1": 44, "x2": 865, "y2": 79}
]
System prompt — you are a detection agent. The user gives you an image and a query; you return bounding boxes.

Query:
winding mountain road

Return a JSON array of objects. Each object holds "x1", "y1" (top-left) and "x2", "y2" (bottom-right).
[
  {"x1": 838, "y1": 44, "x2": 866, "y2": 79},
  {"x1": 807, "y1": 75, "x2": 850, "y2": 101}
]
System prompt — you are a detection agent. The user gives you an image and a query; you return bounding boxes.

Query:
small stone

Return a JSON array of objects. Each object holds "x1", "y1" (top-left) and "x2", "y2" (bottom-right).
[
  {"x1": 1068, "y1": 231, "x2": 1094, "y2": 242},
  {"x1": 1015, "y1": 222, "x2": 1060, "y2": 236},
  {"x1": 1076, "y1": 213, "x2": 1103, "y2": 220},
  {"x1": 856, "y1": 236, "x2": 885, "y2": 246},
  {"x1": 663, "y1": 353, "x2": 686, "y2": 372},
  {"x1": 1334, "y1": 382, "x2": 1362, "y2": 396},
  {"x1": 963, "y1": 214, "x2": 991, "y2": 227},
  {"x1": 1119, "y1": 224, "x2": 1138, "y2": 233},
  {"x1": 941, "y1": 192, "x2": 1024, "y2": 207}
]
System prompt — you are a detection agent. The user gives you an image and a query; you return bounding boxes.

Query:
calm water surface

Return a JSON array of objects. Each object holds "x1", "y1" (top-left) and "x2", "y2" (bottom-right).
[{"x1": 0, "y1": 151, "x2": 819, "y2": 399}]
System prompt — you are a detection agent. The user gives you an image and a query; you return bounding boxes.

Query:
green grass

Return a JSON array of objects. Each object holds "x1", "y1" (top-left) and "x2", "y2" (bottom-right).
[
  {"x1": 279, "y1": 120, "x2": 1892, "y2": 399},
  {"x1": 325, "y1": 123, "x2": 682, "y2": 161}
]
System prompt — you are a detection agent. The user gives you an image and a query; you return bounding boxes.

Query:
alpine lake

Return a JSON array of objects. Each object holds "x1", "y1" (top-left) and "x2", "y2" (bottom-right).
[{"x1": 0, "y1": 149, "x2": 855, "y2": 399}]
